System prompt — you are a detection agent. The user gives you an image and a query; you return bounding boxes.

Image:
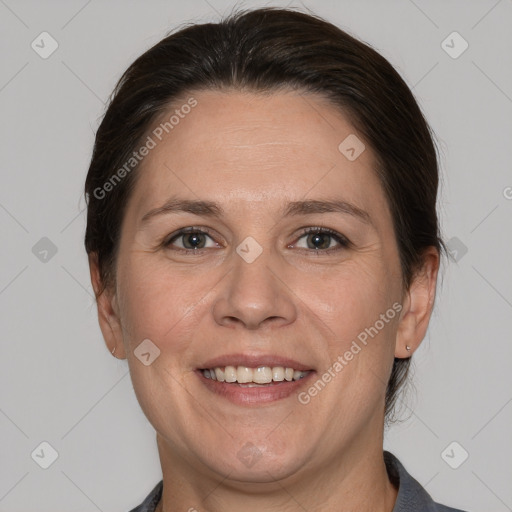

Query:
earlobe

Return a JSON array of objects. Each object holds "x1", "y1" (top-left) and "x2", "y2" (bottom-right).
[
  {"x1": 88, "y1": 253, "x2": 126, "y2": 359},
  {"x1": 395, "y1": 247, "x2": 440, "y2": 358}
]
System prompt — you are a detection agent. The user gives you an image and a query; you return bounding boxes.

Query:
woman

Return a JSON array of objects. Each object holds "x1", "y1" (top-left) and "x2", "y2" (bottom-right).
[{"x1": 84, "y1": 7, "x2": 467, "y2": 512}]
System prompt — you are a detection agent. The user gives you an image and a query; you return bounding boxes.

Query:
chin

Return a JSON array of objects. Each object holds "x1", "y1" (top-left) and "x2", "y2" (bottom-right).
[{"x1": 199, "y1": 439, "x2": 311, "y2": 486}]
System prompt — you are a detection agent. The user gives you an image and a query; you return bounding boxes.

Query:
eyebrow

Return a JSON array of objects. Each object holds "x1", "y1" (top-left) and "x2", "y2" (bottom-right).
[{"x1": 140, "y1": 198, "x2": 372, "y2": 226}]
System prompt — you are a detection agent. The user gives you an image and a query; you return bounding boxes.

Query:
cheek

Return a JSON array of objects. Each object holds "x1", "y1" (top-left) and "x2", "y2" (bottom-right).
[
  {"x1": 116, "y1": 258, "x2": 187, "y2": 347},
  {"x1": 298, "y1": 260, "x2": 401, "y2": 411},
  {"x1": 299, "y1": 260, "x2": 398, "y2": 343},
  {"x1": 303, "y1": 266, "x2": 399, "y2": 406},
  {"x1": 116, "y1": 253, "x2": 221, "y2": 361}
]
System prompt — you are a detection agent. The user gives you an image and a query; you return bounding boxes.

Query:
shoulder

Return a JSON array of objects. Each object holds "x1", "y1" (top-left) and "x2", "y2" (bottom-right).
[
  {"x1": 384, "y1": 451, "x2": 468, "y2": 512},
  {"x1": 128, "y1": 480, "x2": 163, "y2": 512}
]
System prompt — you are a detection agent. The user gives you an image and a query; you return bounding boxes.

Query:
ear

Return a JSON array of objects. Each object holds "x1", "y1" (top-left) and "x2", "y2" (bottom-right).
[
  {"x1": 88, "y1": 252, "x2": 126, "y2": 359},
  {"x1": 395, "y1": 247, "x2": 440, "y2": 358}
]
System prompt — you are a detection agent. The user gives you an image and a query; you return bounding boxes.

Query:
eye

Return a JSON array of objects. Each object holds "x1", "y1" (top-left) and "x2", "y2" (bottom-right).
[
  {"x1": 163, "y1": 227, "x2": 219, "y2": 252},
  {"x1": 162, "y1": 226, "x2": 350, "y2": 255},
  {"x1": 292, "y1": 227, "x2": 350, "y2": 253}
]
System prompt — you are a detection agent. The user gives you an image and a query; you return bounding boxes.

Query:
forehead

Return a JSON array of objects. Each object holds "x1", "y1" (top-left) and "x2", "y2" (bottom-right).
[{"x1": 129, "y1": 89, "x2": 387, "y2": 218}]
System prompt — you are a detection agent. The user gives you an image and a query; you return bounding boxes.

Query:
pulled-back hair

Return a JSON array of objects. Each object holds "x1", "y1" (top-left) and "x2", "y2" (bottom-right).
[{"x1": 84, "y1": 7, "x2": 445, "y2": 420}]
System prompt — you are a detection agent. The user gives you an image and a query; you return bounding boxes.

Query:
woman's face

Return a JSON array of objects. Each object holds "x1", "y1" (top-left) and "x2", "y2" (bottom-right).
[{"x1": 96, "y1": 89, "x2": 430, "y2": 483}]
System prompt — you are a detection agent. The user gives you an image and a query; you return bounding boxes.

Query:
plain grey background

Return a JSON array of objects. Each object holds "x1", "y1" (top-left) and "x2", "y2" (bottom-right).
[{"x1": 1, "y1": 0, "x2": 511, "y2": 511}]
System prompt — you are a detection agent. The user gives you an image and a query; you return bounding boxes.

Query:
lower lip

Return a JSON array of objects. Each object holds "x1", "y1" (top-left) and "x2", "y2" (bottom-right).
[{"x1": 195, "y1": 370, "x2": 315, "y2": 406}]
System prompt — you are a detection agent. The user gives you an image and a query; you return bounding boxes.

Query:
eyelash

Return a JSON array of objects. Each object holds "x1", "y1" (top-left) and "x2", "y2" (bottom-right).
[{"x1": 162, "y1": 226, "x2": 350, "y2": 255}]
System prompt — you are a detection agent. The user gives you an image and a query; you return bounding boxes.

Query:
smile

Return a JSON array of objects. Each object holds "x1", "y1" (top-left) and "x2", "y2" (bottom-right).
[
  {"x1": 196, "y1": 366, "x2": 315, "y2": 405},
  {"x1": 202, "y1": 365, "x2": 310, "y2": 384}
]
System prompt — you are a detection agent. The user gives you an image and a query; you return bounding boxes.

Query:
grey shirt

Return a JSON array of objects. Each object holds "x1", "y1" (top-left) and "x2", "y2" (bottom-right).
[{"x1": 129, "y1": 451, "x2": 467, "y2": 512}]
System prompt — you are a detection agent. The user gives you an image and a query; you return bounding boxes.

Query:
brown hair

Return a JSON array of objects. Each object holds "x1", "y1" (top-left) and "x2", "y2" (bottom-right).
[{"x1": 84, "y1": 7, "x2": 445, "y2": 420}]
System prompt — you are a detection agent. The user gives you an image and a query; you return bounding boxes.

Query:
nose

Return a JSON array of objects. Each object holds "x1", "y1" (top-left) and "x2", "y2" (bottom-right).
[{"x1": 212, "y1": 246, "x2": 297, "y2": 330}]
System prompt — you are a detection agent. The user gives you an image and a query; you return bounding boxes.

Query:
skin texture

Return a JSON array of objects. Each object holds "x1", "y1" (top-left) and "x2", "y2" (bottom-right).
[{"x1": 89, "y1": 89, "x2": 439, "y2": 512}]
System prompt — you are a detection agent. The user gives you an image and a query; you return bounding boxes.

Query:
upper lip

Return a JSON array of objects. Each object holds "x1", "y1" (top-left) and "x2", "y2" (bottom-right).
[{"x1": 199, "y1": 353, "x2": 314, "y2": 372}]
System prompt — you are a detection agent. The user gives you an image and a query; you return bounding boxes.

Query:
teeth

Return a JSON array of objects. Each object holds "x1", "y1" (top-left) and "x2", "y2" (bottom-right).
[
  {"x1": 293, "y1": 370, "x2": 303, "y2": 381},
  {"x1": 253, "y1": 366, "x2": 272, "y2": 384},
  {"x1": 224, "y1": 365, "x2": 237, "y2": 383},
  {"x1": 237, "y1": 366, "x2": 253, "y2": 384},
  {"x1": 272, "y1": 367, "x2": 285, "y2": 382},
  {"x1": 202, "y1": 366, "x2": 309, "y2": 384}
]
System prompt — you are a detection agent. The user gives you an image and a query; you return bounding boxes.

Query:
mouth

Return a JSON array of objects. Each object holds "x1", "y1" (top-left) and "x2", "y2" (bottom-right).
[
  {"x1": 196, "y1": 355, "x2": 315, "y2": 405},
  {"x1": 201, "y1": 365, "x2": 311, "y2": 384}
]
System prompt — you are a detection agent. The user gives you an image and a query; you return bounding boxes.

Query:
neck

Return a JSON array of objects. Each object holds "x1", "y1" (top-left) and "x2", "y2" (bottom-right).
[{"x1": 155, "y1": 428, "x2": 398, "y2": 512}]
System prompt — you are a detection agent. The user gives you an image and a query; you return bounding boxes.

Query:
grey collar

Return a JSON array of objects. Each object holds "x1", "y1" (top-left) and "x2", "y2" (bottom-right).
[{"x1": 384, "y1": 451, "x2": 466, "y2": 511}]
